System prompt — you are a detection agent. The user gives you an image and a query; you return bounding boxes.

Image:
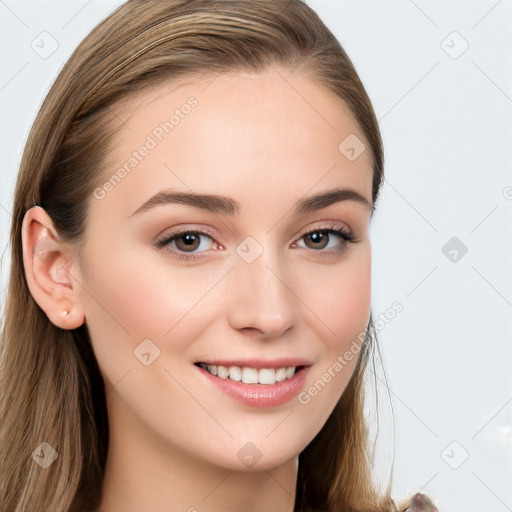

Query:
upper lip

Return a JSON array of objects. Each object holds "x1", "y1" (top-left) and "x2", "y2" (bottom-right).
[{"x1": 194, "y1": 358, "x2": 313, "y2": 369}]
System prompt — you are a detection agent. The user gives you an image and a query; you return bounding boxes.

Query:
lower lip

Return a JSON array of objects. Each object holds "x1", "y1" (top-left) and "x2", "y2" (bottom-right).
[{"x1": 196, "y1": 365, "x2": 310, "y2": 408}]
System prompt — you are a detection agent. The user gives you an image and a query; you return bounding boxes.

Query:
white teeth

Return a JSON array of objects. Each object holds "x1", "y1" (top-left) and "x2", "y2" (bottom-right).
[
  {"x1": 275, "y1": 367, "x2": 286, "y2": 382},
  {"x1": 200, "y1": 364, "x2": 299, "y2": 384},
  {"x1": 228, "y1": 366, "x2": 242, "y2": 382},
  {"x1": 217, "y1": 365, "x2": 228, "y2": 379},
  {"x1": 241, "y1": 367, "x2": 259, "y2": 384},
  {"x1": 285, "y1": 366, "x2": 296, "y2": 379},
  {"x1": 258, "y1": 368, "x2": 276, "y2": 385}
]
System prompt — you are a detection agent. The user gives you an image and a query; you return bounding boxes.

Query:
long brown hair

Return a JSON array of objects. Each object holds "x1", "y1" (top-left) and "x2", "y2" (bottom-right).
[{"x1": 1, "y1": 1, "x2": 413, "y2": 510}]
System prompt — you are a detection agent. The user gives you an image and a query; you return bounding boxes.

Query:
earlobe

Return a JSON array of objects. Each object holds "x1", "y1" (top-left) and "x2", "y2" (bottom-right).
[{"x1": 21, "y1": 206, "x2": 85, "y2": 330}]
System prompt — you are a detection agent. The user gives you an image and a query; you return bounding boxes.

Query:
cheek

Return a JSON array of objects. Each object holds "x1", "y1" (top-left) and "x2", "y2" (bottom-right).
[
  {"x1": 333, "y1": 261, "x2": 371, "y2": 345},
  {"x1": 76, "y1": 242, "x2": 227, "y2": 377},
  {"x1": 298, "y1": 245, "x2": 371, "y2": 349},
  {"x1": 293, "y1": 248, "x2": 371, "y2": 439}
]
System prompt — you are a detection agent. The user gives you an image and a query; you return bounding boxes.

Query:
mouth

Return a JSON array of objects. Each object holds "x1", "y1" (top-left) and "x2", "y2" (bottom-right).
[
  {"x1": 194, "y1": 359, "x2": 312, "y2": 407},
  {"x1": 194, "y1": 362, "x2": 308, "y2": 385}
]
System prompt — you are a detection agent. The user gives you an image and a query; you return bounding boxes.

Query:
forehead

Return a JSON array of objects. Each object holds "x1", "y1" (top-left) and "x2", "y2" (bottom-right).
[{"x1": 93, "y1": 69, "x2": 373, "y2": 220}]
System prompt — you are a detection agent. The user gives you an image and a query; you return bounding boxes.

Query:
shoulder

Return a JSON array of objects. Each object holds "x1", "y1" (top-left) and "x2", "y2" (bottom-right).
[{"x1": 405, "y1": 492, "x2": 438, "y2": 512}]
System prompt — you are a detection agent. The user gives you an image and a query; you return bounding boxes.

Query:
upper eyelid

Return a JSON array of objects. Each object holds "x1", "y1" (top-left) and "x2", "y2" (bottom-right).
[
  {"x1": 158, "y1": 219, "x2": 351, "y2": 240},
  {"x1": 161, "y1": 225, "x2": 348, "y2": 241}
]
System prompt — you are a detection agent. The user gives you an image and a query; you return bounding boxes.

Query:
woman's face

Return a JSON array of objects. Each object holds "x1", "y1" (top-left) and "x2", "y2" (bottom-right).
[{"x1": 75, "y1": 69, "x2": 373, "y2": 471}]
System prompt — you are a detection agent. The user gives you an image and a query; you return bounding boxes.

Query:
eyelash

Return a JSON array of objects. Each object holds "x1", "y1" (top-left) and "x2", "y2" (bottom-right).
[{"x1": 153, "y1": 223, "x2": 357, "y2": 261}]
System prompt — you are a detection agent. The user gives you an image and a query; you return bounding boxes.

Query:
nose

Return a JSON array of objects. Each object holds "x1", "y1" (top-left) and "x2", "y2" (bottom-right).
[{"x1": 227, "y1": 246, "x2": 297, "y2": 339}]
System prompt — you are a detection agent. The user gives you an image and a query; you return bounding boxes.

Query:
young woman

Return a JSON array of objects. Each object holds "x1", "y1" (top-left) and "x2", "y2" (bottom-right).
[{"x1": 0, "y1": 1, "x2": 438, "y2": 511}]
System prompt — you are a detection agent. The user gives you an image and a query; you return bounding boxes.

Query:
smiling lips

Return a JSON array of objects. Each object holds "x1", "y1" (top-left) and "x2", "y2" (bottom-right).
[{"x1": 194, "y1": 359, "x2": 312, "y2": 407}]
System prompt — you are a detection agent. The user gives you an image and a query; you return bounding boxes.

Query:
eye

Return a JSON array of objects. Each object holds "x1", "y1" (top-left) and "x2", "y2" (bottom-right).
[
  {"x1": 294, "y1": 225, "x2": 355, "y2": 254},
  {"x1": 154, "y1": 229, "x2": 217, "y2": 260},
  {"x1": 154, "y1": 223, "x2": 356, "y2": 261}
]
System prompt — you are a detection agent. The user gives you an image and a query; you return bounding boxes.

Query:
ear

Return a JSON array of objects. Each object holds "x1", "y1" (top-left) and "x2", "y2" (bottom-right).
[{"x1": 21, "y1": 206, "x2": 85, "y2": 329}]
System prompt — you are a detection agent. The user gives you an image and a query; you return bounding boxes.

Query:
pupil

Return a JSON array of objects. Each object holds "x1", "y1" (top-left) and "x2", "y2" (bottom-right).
[
  {"x1": 311, "y1": 232, "x2": 324, "y2": 244},
  {"x1": 183, "y1": 234, "x2": 196, "y2": 245},
  {"x1": 176, "y1": 233, "x2": 200, "y2": 251},
  {"x1": 308, "y1": 231, "x2": 328, "y2": 249}
]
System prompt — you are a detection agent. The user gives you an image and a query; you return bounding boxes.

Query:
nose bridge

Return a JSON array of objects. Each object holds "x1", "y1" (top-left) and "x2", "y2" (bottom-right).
[{"x1": 227, "y1": 238, "x2": 297, "y2": 337}]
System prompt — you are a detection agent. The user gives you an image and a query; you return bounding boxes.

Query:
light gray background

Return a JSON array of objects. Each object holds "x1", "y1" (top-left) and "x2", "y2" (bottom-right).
[{"x1": 1, "y1": 1, "x2": 511, "y2": 511}]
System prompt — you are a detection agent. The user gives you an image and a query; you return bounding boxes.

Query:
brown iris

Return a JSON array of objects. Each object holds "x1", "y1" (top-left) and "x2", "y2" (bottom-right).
[
  {"x1": 175, "y1": 233, "x2": 201, "y2": 252},
  {"x1": 304, "y1": 231, "x2": 329, "y2": 250}
]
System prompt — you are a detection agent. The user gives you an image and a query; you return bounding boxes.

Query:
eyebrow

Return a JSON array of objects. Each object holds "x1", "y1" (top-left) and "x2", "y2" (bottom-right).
[{"x1": 130, "y1": 187, "x2": 373, "y2": 217}]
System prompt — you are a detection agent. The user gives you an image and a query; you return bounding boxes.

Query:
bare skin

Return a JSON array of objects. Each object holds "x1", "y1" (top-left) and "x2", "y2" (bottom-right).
[{"x1": 22, "y1": 69, "x2": 373, "y2": 512}]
